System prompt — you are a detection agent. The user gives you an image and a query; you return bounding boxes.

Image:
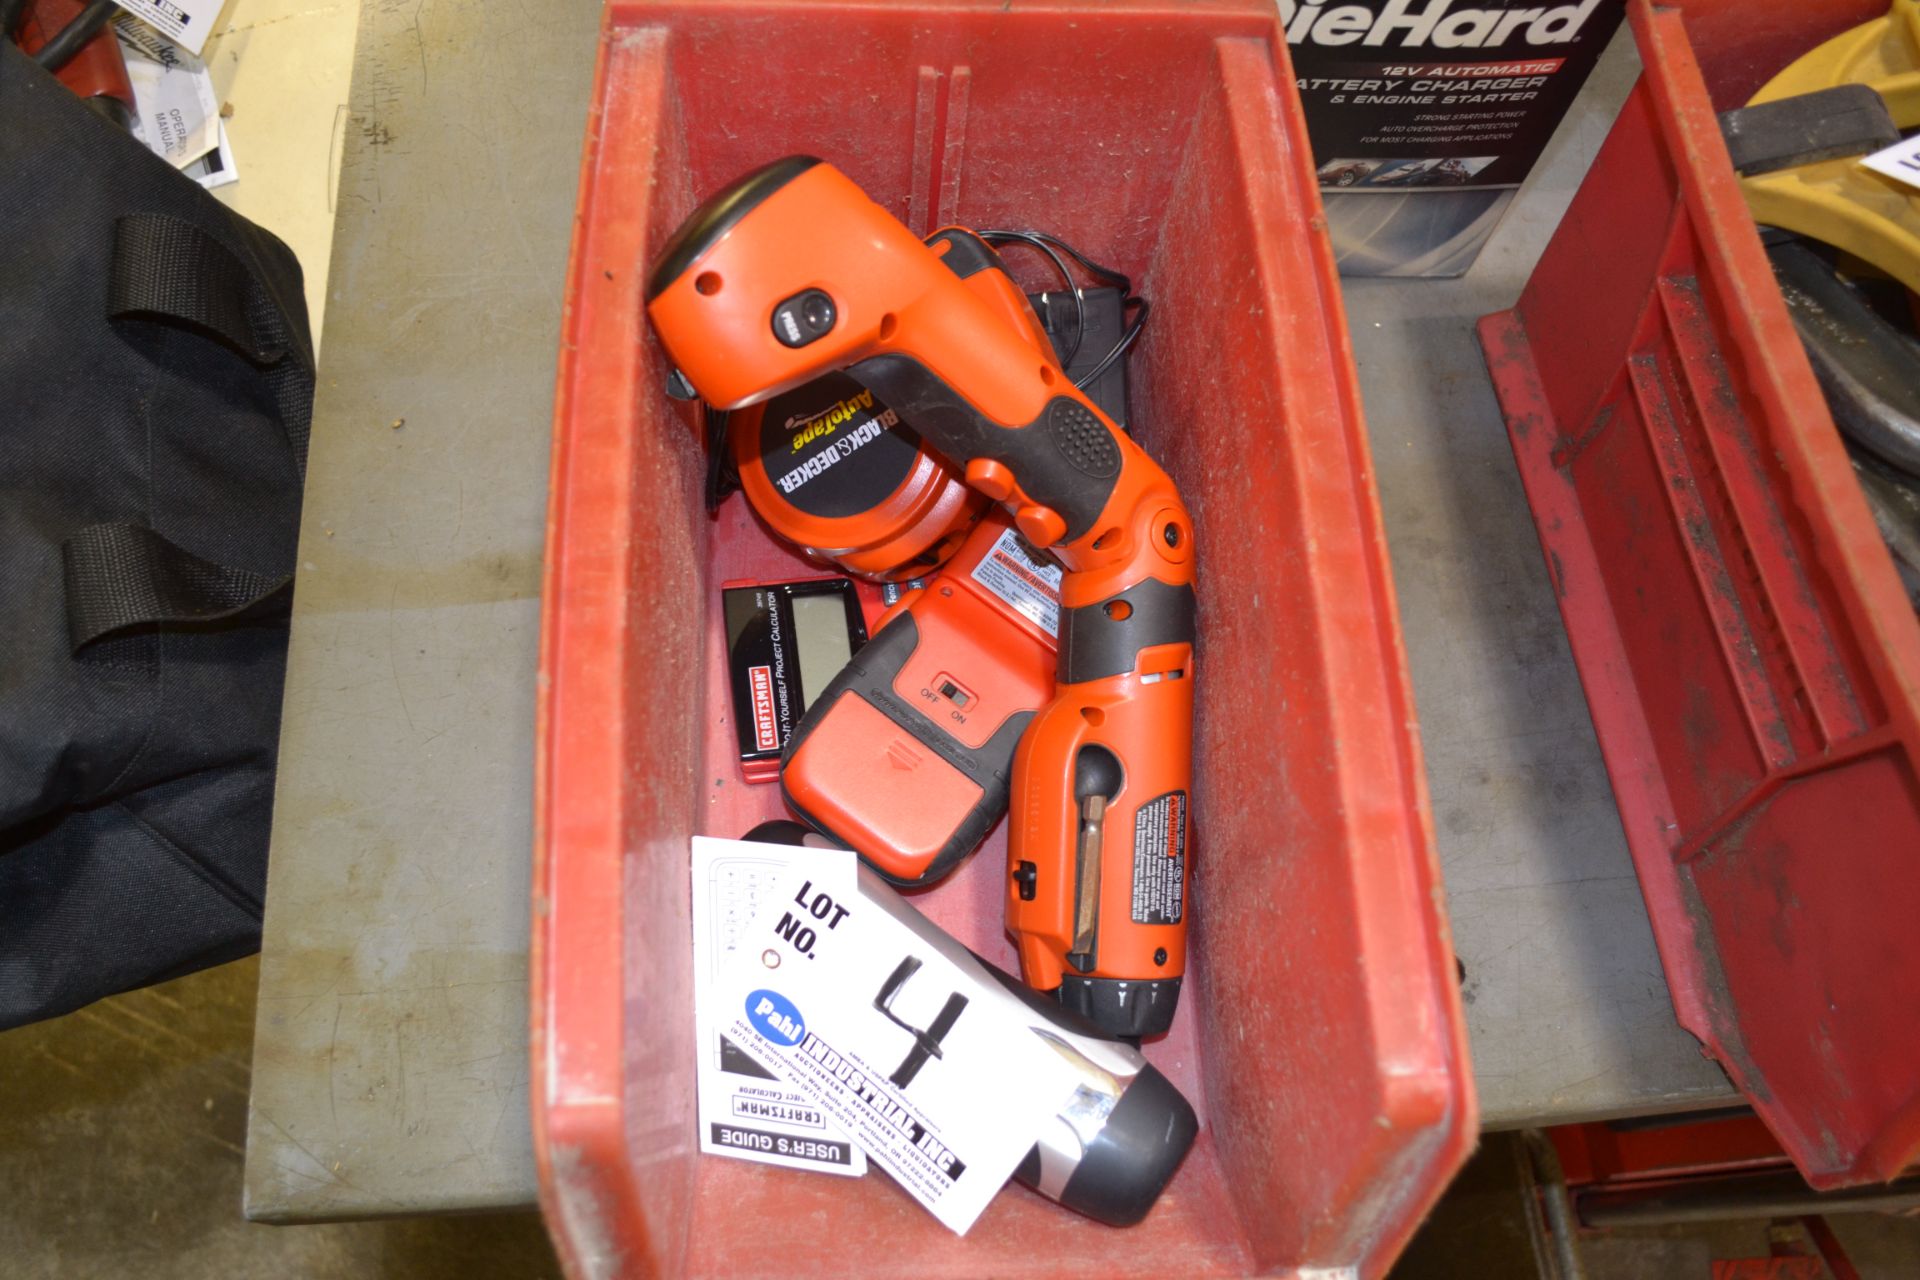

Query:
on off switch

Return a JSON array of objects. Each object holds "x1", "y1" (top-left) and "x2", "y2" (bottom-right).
[
  {"x1": 1012, "y1": 860, "x2": 1038, "y2": 901},
  {"x1": 964, "y1": 457, "x2": 1016, "y2": 501},
  {"x1": 1015, "y1": 503, "x2": 1067, "y2": 547}
]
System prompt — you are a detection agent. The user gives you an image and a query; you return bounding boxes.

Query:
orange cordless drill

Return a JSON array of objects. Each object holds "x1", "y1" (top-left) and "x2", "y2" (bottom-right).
[{"x1": 648, "y1": 158, "x2": 1195, "y2": 1037}]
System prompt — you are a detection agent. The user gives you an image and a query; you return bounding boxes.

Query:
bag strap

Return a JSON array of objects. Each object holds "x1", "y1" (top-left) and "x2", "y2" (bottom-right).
[
  {"x1": 107, "y1": 212, "x2": 314, "y2": 478},
  {"x1": 63, "y1": 522, "x2": 292, "y2": 651}
]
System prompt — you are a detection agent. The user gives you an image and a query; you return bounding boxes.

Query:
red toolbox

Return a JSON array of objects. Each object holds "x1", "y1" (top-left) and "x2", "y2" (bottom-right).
[
  {"x1": 1482, "y1": 0, "x2": 1920, "y2": 1190},
  {"x1": 532, "y1": 0, "x2": 1473, "y2": 1275}
]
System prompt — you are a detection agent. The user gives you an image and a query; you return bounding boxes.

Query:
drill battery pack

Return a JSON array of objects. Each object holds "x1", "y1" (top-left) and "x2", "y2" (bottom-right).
[{"x1": 782, "y1": 511, "x2": 1061, "y2": 885}]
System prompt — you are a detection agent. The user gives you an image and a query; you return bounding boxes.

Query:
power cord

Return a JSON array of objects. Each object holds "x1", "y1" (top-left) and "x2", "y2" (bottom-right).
[{"x1": 978, "y1": 228, "x2": 1150, "y2": 392}]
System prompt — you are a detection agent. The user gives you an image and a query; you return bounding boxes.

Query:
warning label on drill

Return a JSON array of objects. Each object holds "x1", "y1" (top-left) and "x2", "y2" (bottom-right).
[
  {"x1": 1131, "y1": 791, "x2": 1188, "y2": 926},
  {"x1": 711, "y1": 841, "x2": 1081, "y2": 1233},
  {"x1": 969, "y1": 526, "x2": 1063, "y2": 637}
]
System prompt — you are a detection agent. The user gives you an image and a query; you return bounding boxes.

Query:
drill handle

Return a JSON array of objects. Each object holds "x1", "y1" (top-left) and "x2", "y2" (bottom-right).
[
  {"x1": 845, "y1": 352, "x2": 1122, "y2": 552},
  {"x1": 843, "y1": 227, "x2": 1182, "y2": 570}
]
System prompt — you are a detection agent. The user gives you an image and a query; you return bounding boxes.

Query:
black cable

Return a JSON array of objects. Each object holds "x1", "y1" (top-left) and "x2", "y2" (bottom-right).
[
  {"x1": 979, "y1": 228, "x2": 1145, "y2": 392},
  {"x1": 979, "y1": 230, "x2": 1087, "y2": 369},
  {"x1": 1022, "y1": 230, "x2": 1133, "y2": 294},
  {"x1": 1076, "y1": 296, "x2": 1148, "y2": 389},
  {"x1": 32, "y1": 0, "x2": 115, "y2": 73},
  {"x1": 1, "y1": 0, "x2": 30, "y2": 43},
  {"x1": 703, "y1": 405, "x2": 737, "y2": 513}
]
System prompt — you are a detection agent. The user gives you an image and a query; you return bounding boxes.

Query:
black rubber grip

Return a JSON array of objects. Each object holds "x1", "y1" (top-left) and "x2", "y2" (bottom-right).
[
  {"x1": 1718, "y1": 84, "x2": 1897, "y2": 177},
  {"x1": 780, "y1": 612, "x2": 1033, "y2": 886},
  {"x1": 646, "y1": 155, "x2": 821, "y2": 300},
  {"x1": 925, "y1": 228, "x2": 1002, "y2": 280},
  {"x1": 1056, "y1": 976, "x2": 1181, "y2": 1040},
  {"x1": 848, "y1": 353, "x2": 1123, "y2": 543},
  {"x1": 1059, "y1": 578, "x2": 1196, "y2": 684}
]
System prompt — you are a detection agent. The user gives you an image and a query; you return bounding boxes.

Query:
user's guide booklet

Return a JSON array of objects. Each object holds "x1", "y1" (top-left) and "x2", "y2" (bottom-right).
[{"x1": 691, "y1": 837, "x2": 866, "y2": 1177}]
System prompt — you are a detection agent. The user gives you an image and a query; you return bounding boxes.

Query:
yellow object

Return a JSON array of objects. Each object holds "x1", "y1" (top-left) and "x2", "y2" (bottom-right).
[{"x1": 1742, "y1": 0, "x2": 1920, "y2": 295}]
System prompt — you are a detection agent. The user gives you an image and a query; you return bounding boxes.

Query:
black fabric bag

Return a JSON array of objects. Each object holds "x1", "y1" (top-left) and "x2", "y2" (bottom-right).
[{"x1": 1, "y1": 45, "x2": 313, "y2": 1028}]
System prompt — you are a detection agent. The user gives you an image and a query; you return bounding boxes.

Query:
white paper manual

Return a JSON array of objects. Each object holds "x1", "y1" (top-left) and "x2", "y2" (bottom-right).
[
  {"x1": 111, "y1": 0, "x2": 222, "y2": 57},
  {"x1": 1861, "y1": 134, "x2": 1920, "y2": 194},
  {"x1": 182, "y1": 121, "x2": 238, "y2": 190},
  {"x1": 712, "y1": 839, "x2": 1083, "y2": 1234},
  {"x1": 691, "y1": 837, "x2": 865, "y2": 1177},
  {"x1": 114, "y1": 17, "x2": 219, "y2": 171}
]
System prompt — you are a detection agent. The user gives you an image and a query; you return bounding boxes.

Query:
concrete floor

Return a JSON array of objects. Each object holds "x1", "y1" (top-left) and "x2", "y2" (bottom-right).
[{"x1": 0, "y1": 958, "x2": 557, "y2": 1279}]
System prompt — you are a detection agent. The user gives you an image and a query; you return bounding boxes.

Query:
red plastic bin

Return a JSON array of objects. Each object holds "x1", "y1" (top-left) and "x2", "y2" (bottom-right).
[
  {"x1": 533, "y1": 2, "x2": 1474, "y2": 1275},
  {"x1": 1481, "y1": 0, "x2": 1920, "y2": 1189},
  {"x1": 1665, "y1": 0, "x2": 1889, "y2": 109}
]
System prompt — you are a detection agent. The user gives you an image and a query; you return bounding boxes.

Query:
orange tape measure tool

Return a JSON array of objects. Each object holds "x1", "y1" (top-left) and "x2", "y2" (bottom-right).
[{"x1": 730, "y1": 372, "x2": 986, "y2": 582}]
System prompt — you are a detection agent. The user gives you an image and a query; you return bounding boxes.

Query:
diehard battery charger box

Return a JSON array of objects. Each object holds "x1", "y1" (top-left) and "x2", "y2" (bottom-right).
[
  {"x1": 534, "y1": 1, "x2": 1474, "y2": 1276},
  {"x1": 1284, "y1": 0, "x2": 1627, "y2": 275}
]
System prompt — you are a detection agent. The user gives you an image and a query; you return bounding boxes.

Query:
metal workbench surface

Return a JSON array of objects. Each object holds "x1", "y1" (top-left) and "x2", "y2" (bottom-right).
[
  {"x1": 243, "y1": 10, "x2": 1736, "y2": 1220},
  {"x1": 241, "y1": 0, "x2": 600, "y2": 1220},
  {"x1": 1342, "y1": 25, "x2": 1739, "y2": 1132}
]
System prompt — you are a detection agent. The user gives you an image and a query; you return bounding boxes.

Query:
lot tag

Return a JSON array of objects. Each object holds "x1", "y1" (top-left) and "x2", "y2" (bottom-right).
[
  {"x1": 692, "y1": 837, "x2": 866, "y2": 1176},
  {"x1": 708, "y1": 839, "x2": 1081, "y2": 1233}
]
